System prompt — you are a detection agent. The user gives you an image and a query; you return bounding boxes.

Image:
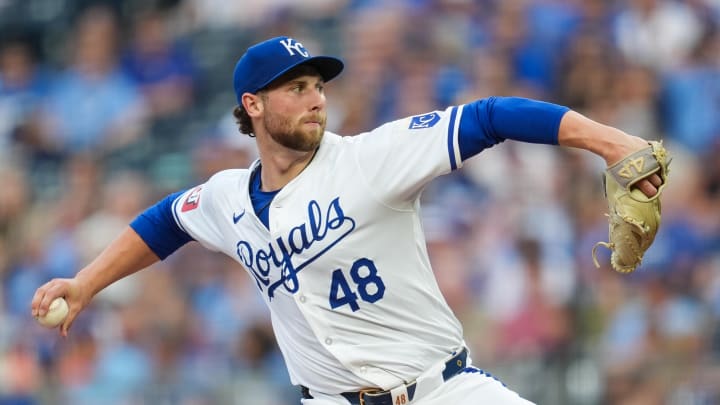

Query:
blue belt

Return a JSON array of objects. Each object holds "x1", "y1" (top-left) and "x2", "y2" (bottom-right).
[{"x1": 301, "y1": 348, "x2": 468, "y2": 405}]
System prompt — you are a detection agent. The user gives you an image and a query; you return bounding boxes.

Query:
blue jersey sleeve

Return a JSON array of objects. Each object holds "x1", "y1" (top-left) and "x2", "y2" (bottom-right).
[
  {"x1": 129, "y1": 191, "x2": 195, "y2": 260},
  {"x1": 458, "y1": 96, "x2": 569, "y2": 161}
]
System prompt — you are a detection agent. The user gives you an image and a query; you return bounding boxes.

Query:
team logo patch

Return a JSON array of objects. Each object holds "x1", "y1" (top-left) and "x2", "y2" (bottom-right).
[
  {"x1": 181, "y1": 186, "x2": 202, "y2": 212},
  {"x1": 409, "y1": 112, "x2": 440, "y2": 129}
]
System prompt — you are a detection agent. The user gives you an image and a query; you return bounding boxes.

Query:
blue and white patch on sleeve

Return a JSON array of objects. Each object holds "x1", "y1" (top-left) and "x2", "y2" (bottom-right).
[{"x1": 409, "y1": 112, "x2": 441, "y2": 129}]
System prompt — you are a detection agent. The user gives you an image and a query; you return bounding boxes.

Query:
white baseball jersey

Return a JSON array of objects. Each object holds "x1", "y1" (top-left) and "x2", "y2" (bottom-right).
[{"x1": 172, "y1": 106, "x2": 468, "y2": 393}]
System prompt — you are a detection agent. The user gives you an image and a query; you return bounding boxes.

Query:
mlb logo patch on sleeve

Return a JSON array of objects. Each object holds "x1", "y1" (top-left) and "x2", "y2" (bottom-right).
[
  {"x1": 409, "y1": 112, "x2": 440, "y2": 129},
  {"x1": 181, "y1": 186, "x2": 202, "y2": 212}
]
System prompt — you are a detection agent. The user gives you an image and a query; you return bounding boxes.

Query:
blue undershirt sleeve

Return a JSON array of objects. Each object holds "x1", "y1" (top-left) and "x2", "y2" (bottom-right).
[
  {"x1": 458, "y1": 96, "x2": 570, "y2": 161},
  {"x1": 129, "y1": 190, "x2": 195, "y2": 260}
]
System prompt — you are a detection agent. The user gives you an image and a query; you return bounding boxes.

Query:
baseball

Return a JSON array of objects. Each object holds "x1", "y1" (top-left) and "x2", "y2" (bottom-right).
[{"x1": 35, "y1": 297, "x2": 69, "y2": 328}]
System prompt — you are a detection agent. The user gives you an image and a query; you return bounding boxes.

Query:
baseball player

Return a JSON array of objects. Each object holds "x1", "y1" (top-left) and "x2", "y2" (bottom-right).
[{"x1": 31, "y1": 37, "x2": 663, "y2": 404}]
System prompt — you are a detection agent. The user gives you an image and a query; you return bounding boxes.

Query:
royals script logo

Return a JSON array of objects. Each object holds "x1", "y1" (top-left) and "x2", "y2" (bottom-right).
[{"x1": 236, "y1": 197, "x2": 355, "y2": 300}]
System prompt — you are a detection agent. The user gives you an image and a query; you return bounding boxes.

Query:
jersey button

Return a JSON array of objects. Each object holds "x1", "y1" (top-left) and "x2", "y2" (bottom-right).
[
  {"x1": 299, "y1": 295, "x2": 307, "y2": 303},
  {"x1": 324, "y1": 337, "x2": 333, "y2": 345},
  {"x1": 360, "y1": 366, "x2": 367, "y2": 373}
]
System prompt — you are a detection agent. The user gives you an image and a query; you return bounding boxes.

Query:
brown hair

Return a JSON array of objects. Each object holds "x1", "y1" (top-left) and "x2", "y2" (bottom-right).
[{"x1": 233, "y1": 105, "x2": 255, "y2": 136}]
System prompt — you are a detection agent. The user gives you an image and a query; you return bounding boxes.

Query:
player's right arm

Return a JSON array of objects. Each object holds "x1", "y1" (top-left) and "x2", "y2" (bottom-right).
[
  {"x1": 31, "y1": 190, "x2": 197, "y2": 337},
  {"x1": 31, "y1": 227, "x2": 161, "y2": 337}
]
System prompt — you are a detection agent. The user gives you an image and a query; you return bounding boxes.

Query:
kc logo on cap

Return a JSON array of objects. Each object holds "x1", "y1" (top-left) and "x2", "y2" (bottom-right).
[
  {"x1": 279, "y1": 38, "x2": 309, "y2": 57},
  {"x1": 233, "y1": 36, "x2": 344, "y2": 106}
]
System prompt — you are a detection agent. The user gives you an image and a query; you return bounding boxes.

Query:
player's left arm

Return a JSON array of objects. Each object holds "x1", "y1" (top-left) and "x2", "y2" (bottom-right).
[
  {"x1": 459, "y1": 97, "x2": 661, "y2": 197},
  {"x1": 555, "y1": 110, "x2": 662, "y2": 197}
]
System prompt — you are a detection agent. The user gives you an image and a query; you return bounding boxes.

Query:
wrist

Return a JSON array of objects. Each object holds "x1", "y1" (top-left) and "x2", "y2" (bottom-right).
[
  {"x1": 73, "y1": 269, "x2": 100, "y2": 304},
  {"x1": 558, "y1": 111, "x2": 643, "y2": 165}
]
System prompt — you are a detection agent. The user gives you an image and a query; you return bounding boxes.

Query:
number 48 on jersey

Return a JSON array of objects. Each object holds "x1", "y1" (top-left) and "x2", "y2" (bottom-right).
[{"x1": 329, "y1": 258, "x2": 385, "y2": 311}]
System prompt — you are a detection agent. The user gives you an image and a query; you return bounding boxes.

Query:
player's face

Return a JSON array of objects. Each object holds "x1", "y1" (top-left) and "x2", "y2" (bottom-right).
[{"x1": 260, "y1": 73, "x2": 327, "y2": 152}]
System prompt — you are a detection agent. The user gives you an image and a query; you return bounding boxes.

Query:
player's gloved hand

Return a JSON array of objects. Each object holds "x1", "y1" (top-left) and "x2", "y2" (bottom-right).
[
  {"x1": 592, "y1": 140, "x2": 670, "y2": 273},
  {"x1": 31, "y1": 277, "x2": 90, "y2": 337},
  {"x1": 600, "y1": 135, "x2": 663, "y2": 198}
]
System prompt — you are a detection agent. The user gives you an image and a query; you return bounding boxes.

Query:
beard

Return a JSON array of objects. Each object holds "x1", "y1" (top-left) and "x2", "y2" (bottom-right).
[{"x1": 263, "y1": 109, "x2": 326, "y2": 152}]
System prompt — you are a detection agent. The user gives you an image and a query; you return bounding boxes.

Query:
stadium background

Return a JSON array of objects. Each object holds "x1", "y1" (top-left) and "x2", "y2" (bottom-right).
[{"x1": 0, "y1": 0, "x2": 719, "y2": 404}]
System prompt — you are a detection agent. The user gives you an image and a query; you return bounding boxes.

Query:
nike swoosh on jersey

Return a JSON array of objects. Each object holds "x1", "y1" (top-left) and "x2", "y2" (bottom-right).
[{"x1": 233, "y1": 209, "x2": 246, "y2": 224}]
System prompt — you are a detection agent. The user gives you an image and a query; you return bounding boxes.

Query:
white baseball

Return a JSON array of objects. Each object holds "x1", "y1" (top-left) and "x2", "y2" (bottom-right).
[{"x1": 36, "y1": 297, "x2": 69, "y2": 328}]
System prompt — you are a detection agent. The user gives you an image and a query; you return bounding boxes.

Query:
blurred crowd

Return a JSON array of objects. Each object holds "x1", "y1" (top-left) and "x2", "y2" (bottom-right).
[{"x1": 0, "y1": 0, "x2": 719, "y2": 404}]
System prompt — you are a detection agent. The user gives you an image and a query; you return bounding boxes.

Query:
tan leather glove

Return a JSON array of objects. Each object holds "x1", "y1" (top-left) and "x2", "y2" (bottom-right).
[{"x1": 592, "y1": 141, "x2": 671, "y2": 273}]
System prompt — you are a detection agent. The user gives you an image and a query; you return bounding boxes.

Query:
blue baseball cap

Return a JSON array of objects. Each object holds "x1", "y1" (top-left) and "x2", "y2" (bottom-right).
[{"x1": 233, "y1": 36, "x2": 344, "y2": 105}]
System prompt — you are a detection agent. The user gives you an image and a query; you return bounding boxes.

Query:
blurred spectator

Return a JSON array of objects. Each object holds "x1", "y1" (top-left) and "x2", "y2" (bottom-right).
[
  {"x1": 34, "y1": 5, "x2": 147, "y2": 158},
  {"x1": 0, "y1": 34, "x2": 49, "y2": 161},
  {"x1": 0, "y1": 341, "x2": 42, "y2": 404},
  {"x1": 599, "y1": 277, "x2": 707, "y2": 404},
  {"x1": 557, "y1": 29, "x2": 618, "y2": 110},
  {"x1": 122, "y1": 10, "x2": 197, "y2": 120},
  {"x1": 0, "y1": 164, "x2": 30, "y2": 242},
  {"x1": 75, "y1": 171, "x2": 149, "y2": 264},
  {"x1": 339, "y1": 3, "x2": 408, "y2": 127},
  {"x1": 660, "y1": 26, "x2": 720, "y2": 154},
  {"x1": 614, "y1": 0, "x2": 703, "y2": 71},
  {"x1": 611, "y1": 64, "x2": 661, "y2": 141},
  {"x1": 493, "y1": 238, "x2": 572, "y2": 360},
  {"x1": 190, "y1": 111, "x2": 260, "y2": 182},
  {"x1": 180, "y1": 0, "x2": 346, "y2": 31},
  {"x1": 513, "y1": 0, "x2": 582, "y2": 95}
]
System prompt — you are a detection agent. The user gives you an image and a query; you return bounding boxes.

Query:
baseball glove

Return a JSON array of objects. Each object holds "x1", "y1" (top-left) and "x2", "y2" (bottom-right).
[{"x1": 592, "y1": 141, "x2": 670, "y2": 273}]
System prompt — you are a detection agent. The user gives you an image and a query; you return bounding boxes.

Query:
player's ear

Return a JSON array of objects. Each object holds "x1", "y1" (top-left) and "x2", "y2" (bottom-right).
[{"x1": 242, "y1": 93, "x2": 263, "y2": 117}]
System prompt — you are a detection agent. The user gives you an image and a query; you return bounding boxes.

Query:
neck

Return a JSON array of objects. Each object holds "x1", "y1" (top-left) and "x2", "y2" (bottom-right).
[{"x1": 256, "y1": 141, "x2": 318, "y2": 191}]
